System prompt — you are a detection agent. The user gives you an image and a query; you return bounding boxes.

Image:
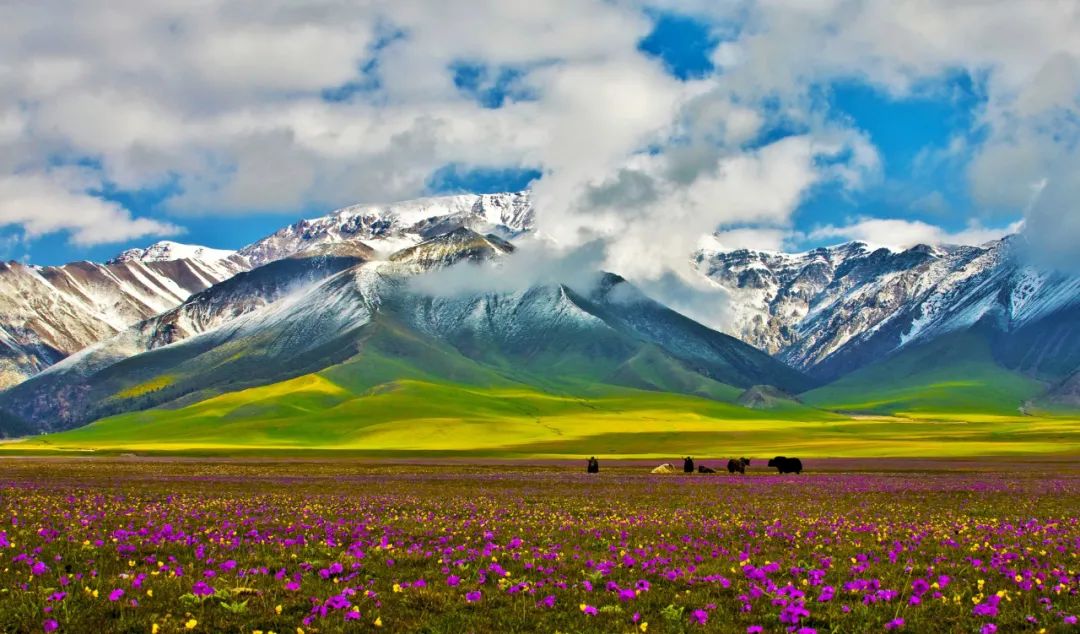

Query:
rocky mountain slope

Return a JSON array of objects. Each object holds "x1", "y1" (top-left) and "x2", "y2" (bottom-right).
[
  {"x1": 0, "y1": 193, "x2": 532, "y2": 389},
  {"x1": 0, "y1": 244, "x2": 248, "y2": 388},
  {"x1": 695, "y1": 236, "x2": 1080, "y2": 382},
  {"x1": 238, "y1": 191, "x2": 532, "y2": 266}
]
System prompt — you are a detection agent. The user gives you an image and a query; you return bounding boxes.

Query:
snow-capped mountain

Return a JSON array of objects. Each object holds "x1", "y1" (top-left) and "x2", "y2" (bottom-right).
[
  {"x1": 0, "y1": 248, "x2": 249, "y2": 388},
  {"x1": 1, "y1": 229, "x2": 808, "y2": 432},
  {"x1": 0, "y1": 193, "x2": 531, "y2": 389},
  {"x1": 238, "y1": 191, "x2": 533, "y2": 266},
  {"x1": 694, "y1": 236, "x2": 1080, "y2": 381},
  {"x1": 109, "y1": 241, "x2": 241, "y2": 265},
  {"x1": 2, "y1": 188, "x2": 1077, "y2": 411}
]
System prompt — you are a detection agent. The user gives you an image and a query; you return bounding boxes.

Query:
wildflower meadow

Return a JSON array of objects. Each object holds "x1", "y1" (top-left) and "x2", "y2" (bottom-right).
[{"x1": 0, "y1": 459, "x2": 1077, "y2": 633}]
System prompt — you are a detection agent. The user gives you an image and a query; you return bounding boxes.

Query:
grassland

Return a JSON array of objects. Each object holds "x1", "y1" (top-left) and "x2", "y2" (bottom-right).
[
  {"x1": 802, "y1": 330, "x2": 1047, "y2": 416},
  {"x1": 9, "y1": 372, "x2": 1079, "y2": 457},
  {"x1": 5, "y1": 327, "x2": 1078, "y2": 458}
]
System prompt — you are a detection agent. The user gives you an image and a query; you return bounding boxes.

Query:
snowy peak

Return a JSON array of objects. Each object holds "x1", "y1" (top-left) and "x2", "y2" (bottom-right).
[
  {"x1": 109, "y1": 241, "x2": 238, "y2": 265},
  {"x1": 389, "y1": 227, "x2": 514, "y2": 270},
  {"x1": 238, "y1": 191, "x2": 533, "y2": 267},
  {"x1": 695, "y1": 235, "x2": 1079, "y2": 380}
]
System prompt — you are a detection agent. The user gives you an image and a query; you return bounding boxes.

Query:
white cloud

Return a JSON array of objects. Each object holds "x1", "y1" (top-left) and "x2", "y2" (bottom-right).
[
  {"x1": 807, "y1": 217, "x2": 1024, "y2": 251},
  {"x1": 0, "y1": 0, "x2": 1073, "y2": 270},
  {"x1": 0, "y1": 171, "x2": 180, "y2": 246}
]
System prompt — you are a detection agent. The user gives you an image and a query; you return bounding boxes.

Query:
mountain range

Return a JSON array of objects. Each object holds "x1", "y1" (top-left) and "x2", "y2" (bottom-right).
[{"x1": 0, "y1": 190, "x2": 1076, "y2": 441}]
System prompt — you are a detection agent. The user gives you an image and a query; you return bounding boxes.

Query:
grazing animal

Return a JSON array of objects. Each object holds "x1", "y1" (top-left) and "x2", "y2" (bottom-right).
[
  {"x1": 697, "y1": 465, "x2": 716, "y2": 474},
  {"x1": 727, "y1": 457, "x2": 751, "y2": 474},
  {"x1": 651, "y1": 463, "x2": 676, "y2": 474},
  {"x1": 767, "y1": 456, "x2": 803, "y2": 474},
  {"x1": 683, "y1": 456, "x2": 695, "y2": 473},
  {"x1": 586, "y1": 457, "x2": 599, "y2": 474}
]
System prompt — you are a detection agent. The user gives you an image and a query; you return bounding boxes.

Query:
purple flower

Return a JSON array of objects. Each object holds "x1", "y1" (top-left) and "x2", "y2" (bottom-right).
[
  {"x1": 537, "y1": 595, "x2": 556, "y2": 608},
  {"x1": 345, "y1": 610, "x2": 361, "y2": 621},
  {"x1": 43, "y1": 620, "x2": 58, "y2": 633},
  {"x1": 446, "y1": 575, "x2": 461, "y2": 587},
  {"x1": 466, "y1": 591, "x2": 482, "y2": 603},
  {"x1": 691, "y1": 609, "x2": 708, "y2": 625},
  {"x1": 886, "y1": 617, "x2": 905, "y2": 630},
  {"x1": 191, "y1": 581, "x2": 215, "y2": 597},
  {"x1": 980, "y1": 624, "x2": 997, "y2": 634},
  {"x1": 1064, "y1": 616, "x2": 1077, "y2": 625},
  {"x1": 31, "y1": 561, "x2": 48, "y2": 576},
  {"x1": 581, "y1": 604, "x2": 598, "y2": 616},
  {"x1": 747, "y1": 627, "x2": 763, "y2": 634},
  {"x1": 108, "y1": 588, "x2": 124, "y2": 602}
]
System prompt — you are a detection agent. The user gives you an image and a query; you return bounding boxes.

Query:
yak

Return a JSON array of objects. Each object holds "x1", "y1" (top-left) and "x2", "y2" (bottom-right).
[
  {"x1": 697, "y1": 465, "x2": 717, "y2": 474},
  {"x1": 767, "y1": 456, "x2": 803, "y2": 474},
  {"x1": 683, "y1": 456, "x2": 695, "y2": 473},
  {"x1": 726, "y1": 457, "x2": 750, "y2": 474}
]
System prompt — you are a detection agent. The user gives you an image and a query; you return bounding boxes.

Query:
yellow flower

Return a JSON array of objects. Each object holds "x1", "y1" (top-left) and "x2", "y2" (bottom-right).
[
  {"x1": 275, "y1": 604, "x2": 283, "y2": 615},
  {"x1": 639, "y1": 622, "x2": 648, "y2": 632},
  {"x1": 185, "y1": 619, "x2": 197, "y2": 630},
  {"x1": 152, "y1": 625, "x2": 160, "y2": 634},
  {"x1": 146, "y1": 589, "x2": 153, "y2": 597},
  {"x1": 374, "y1": 617, "x2": 383, "y2": 628},
  {"x1": 392, "y1": 583, "x2": 403, "y2": 593}
]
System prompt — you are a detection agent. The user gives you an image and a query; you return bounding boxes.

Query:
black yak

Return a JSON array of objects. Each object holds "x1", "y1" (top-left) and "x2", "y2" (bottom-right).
[
  {"x1": 726, "y1": 457, "x2": 750, "y2": 474},
  {"x1": 683, "y1": 456, "x2": 695, "y2": 473},
  {"x1": 697, "y1": 465, "x2": 716, "y2": 474},
  {"x1": 586, "y1": 457, "x2": 599, "y2": 474},
  {"x1": 767, "y1": 456, "x2": 803, "y2": 474}
]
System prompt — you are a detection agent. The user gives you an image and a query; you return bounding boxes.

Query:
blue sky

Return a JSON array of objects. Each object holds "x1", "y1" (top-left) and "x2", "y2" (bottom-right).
[{"x1": 0, "y1": 4, "x2": 1049, "y2": 267}]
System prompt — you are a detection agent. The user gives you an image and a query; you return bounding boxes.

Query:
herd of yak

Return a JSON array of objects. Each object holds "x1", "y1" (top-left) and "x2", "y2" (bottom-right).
[{"x1": 585, "y1": 456, "x2": 803, "y2": 475}]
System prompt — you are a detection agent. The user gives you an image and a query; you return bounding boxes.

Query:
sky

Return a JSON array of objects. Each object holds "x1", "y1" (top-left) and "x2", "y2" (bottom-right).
[{"x1": 0, "y1": 1, "x2": 1077, "y2": 270}]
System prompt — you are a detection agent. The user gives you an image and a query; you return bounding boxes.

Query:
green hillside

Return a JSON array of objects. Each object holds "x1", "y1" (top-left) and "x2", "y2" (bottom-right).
[
  {"x1": 21, "y1": 371, "x2": 1080, "y2": 456},
  {"x1": 801, "y1": 330, "x2": 1046, "y2": 417},
  {"x1": 16, "y1": 331, "x2": 1080, "y2": 458}
]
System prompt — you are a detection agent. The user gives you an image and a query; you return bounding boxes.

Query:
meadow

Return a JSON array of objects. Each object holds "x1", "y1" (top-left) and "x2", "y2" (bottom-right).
[
  {"x1": 0, "y1": 458, "x2": 1077, "y2": 633},
  {"x1": 7, "y1": 376, "x2": 1080, "y2": 458}
]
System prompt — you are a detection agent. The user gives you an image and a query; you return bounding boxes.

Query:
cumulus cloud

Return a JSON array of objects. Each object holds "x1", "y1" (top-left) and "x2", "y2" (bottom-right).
[
  {"x1": 0, "y1": 171, "x2": 180, "y2": 246},
  {"x1": 0, "y1": 0, "x2": 1075, "y2": 273}
]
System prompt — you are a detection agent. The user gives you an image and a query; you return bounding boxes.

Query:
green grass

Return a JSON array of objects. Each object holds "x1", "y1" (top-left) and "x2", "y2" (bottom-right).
[
  {"x1": 8, "y1": 326, "x2": 1079, "y2": 458},
  {"x1": 13, "y1": 368, "x2": 1080, "y2": 457},
  {"x1": 801, "y1": 330, "x2": 1047, "y2": 417}
]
